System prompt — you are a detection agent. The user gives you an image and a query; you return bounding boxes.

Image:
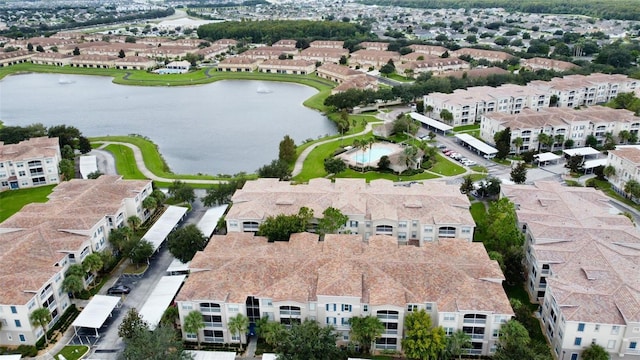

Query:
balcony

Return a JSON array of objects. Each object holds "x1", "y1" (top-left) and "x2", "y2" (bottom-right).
[
  {"x1": 468, "y1": 333, "x2": 484, "y2": 340},
  {"x1": 279, "y1": 309, "x2": 301, "y2": 316},
  {"x1": 201, "y1": 307, "x2": 221, "y2": 313},
  {"x1": 463, "y1": 319, "x2": 486, "y2": 325},
  {"x1": 203, "y1": 322, "x2": 223, "y2": 328},
  {"x1": 385, "y1": 329, "x2": 398, "y2": 335},
  {"x1": 377, "y1": 314, "x2": 399, "y2": 320},
  {"x1": 466, "y1": 349, "x2": 483, "y2": 355},
  {"x1": 204, "y1": 336, "x2": 224, "y2": 343}
]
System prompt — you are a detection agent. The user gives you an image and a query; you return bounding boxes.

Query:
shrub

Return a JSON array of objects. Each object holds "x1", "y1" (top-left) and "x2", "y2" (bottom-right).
[{"x1": 17, "y1": 345, "x2": 38, "y2": 357}]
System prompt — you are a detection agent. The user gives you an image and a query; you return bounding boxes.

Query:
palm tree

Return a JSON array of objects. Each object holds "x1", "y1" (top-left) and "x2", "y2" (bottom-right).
[
  {"x1": 367, "y1": 138, "x2": 374, "y2": 166},
  {"x1": 62, "y1": 274, "x2": 84, "y2": 299},
  {"x1": 425, "y1": 105, "x2": 434, "y2": 116},
  {"x1": 537, "y1": 133, "x2": 551, "y2": 152},
  {"x1": 30, "y1": 308, "x2": 52, "y2": 346},
  {"x1": 183, "y1": 310, "x2": 205, "y2": 349},
  {"x1": 554, "y1": 134, "x2": 565, "y2": 149},
  {"x1": 127, "y1": 215, "x2": 141, "y2": 232},
  {"x1": 82, "y1": 253, "x2": 103, "y2": 285},
  {"x1": 619, "y1": 130, "x2": 631, "y2": 144},
  {"x1": 228, "y1": 313, "x2": 249, "y2": 351},
  {"x1": 603, "y1": 165, "x2": 616, "y2": 179},
  {"x1": 259, "y1": 320, "x2": 286, "y2": 349},
  {"x1": 512, "y1": 137, "x2": 524, "y2": 155},
  {"x1": 446, "y1": 330, "x2": 472, "y2": 359},
  {"x1": 349, "y1": 316, "x2": 385, "y2": 354}
]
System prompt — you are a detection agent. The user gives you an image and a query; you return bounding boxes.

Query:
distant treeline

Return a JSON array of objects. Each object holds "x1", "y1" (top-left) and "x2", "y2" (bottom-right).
[
  {"x1": 197, "y1": 20, "x2": 373, "y2": 43},
  {"x1": 0, "y1": 8, "x2": 175, "y2": 39},
  {"x1": 357, "y1": 0, "x2": 640, "y2": 20},
  {"x1": 185, "y1": 0, "x2": 269, "y2": 7}
]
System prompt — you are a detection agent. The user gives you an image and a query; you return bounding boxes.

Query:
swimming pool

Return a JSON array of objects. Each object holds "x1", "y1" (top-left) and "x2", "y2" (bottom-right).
[{"x1": 350, "y1": 147, "x2": 393, "y2": 165}]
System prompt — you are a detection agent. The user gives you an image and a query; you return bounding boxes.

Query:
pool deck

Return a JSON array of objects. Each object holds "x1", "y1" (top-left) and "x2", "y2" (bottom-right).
[{"x1": 338, "y1": 142, "x2": 405, "y2": 168}]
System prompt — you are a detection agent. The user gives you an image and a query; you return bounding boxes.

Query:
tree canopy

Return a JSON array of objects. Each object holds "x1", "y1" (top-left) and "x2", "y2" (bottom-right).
[
  {"x1": 201, "y1": 175, "x2": 247, "y2": 207},
  {"x1": 119, "y1": 324, "x2": 193, "y2": 360},
  {"x1": 317, "y1": 207, "x2": 349, "y2": 236},
  {"x1": 279, "y1": 135, "x2": 297, "y2": 164},
  {"x1": 494, "y1": 127, "x2": 512, "y2": 159},
  {"x1": 167, "y1": 224, "x2": 208, "y2": 262},
  {"x1": 349, "y1": 316, "x2": 385, "y2": 354},
  {"x1": 257, "y1": 207, "x2": 310, "y2": 242},
  {"x1": 276, "y1": 319, "x2": 342, "y2": 360},
  {"x1": 168, "y1": 181, "x2": 196, "y2": 203},
  {"x1": 118, "y1": 308, "x2": 149, "y2": 340},
  {"x1": 402, "y1": 309, "x2": 447, "y2": 360},
  {"x1": 197, "y1": 20, "x2": 372, "y2": 43},
  {"x1": 257, "y1": 159, "x2": 291, "y2": 180}
]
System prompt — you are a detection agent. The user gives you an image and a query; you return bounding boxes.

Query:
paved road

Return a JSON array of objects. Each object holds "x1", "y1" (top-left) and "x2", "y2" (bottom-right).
[{"x1": 90, "y1": 149, "x2": 118, "y2": 175}]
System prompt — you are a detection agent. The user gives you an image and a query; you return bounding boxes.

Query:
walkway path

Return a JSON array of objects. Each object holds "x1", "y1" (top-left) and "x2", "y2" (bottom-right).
[{"x1": 97, "y1": 142, "x2": 224, "y2": 185}]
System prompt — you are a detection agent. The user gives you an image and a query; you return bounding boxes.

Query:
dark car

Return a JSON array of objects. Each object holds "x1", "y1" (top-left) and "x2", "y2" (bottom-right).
[{"x1": 107, "y1": 285, "x2": 131, "y2": 295}]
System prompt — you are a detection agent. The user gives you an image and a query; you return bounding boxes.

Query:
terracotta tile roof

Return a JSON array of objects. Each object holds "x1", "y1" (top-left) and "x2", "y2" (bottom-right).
[
  {"x1": 609, "y1": 147, "x2": 640, "y2": 165},
  {"x1": 228, "y1": 178, "x2": 473, "y2": 226},
  {"x1": 177, "y1": 233, "x2": 512, "y2": 314},
  {"x1": 485, "y1": 106, "x2": 636, "y2": 130},
  {"x1": 502, "y1": 181, "x2": 640, "y2": 324},
  {"x1": 0, "y1": 136, "x2": 59, "y2": 162}
]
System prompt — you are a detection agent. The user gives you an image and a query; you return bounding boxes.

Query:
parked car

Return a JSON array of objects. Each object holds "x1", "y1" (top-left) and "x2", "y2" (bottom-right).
[
  {"x1": 107, "y1": 285, "x2": 131, "y2": 295},
  {"x1": 465, "y1": 160, "x2": 477, "y2": 166},
  {"x1": 442, "y1": 148, "x2": 451, "y2": 153},
  {"x1": 437, "y1": 143, "x2": 447, "y2": 149}
]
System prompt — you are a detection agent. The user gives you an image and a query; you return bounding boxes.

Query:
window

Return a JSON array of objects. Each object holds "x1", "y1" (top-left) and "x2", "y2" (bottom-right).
[
  {"x1": 570, "y1": 354, "x2": 578, "y2": 360},
  {"x1": 227, "y1": 305, "x2": 239, "y2": 312},
  {"x1": 341, "y1": 304, "x2": 352, "y2": 312},
  {"x1": 574, "y1": 337, "x2": 582, "y2": 346},
  {"x1": 407, "y1": 304, "x2": 418, "y2": 312},
  {"x1": 326, "y1": 317, "x2": 336, "y2": 325},
  {"x1": 443, "y1": 313, "x2": 456, "y2": 321},
  {"x1": 612, "y1": 325, "x2": 620, "y2": 335},
  {"x1": 444, "y1": 327, "x2": 454, "y2": 335},
  {"x1": 398, "y1": 232, "x2": 407, "y2": 241},
  {"x1": 349, "y1": 220, "x2": 358, "y2": 228},
  {"x1": 412, "y1": 220, "x2": 418, "y2": 227},
  {"x1": 594, "y1": 324, "x2": 600, "y2": 332},
  {"x1": 326, "y1": 304, "x2": 337, "y2": 312},
  {"x1": 461, "y1": 227, "x2": 471, "y2": 234},
  {"x1": 577, "y1": 323, "x2": 585, "y2": 332},
  {"x1": 14, "y1": 320, "x2": 21, "y2": 327},
  {"x1": 438, "y1": 226, "x2": 456, "y2": 237},
  {"x1": 630, "y1": 341, "x2": 638, "y2": 350},
  {"x1": 425, "y1": 303, "x2": 433, "y2": 312},
  {"x1": 607, "y1": 340, "x2": 616, "y2": 349},
  {"x1": 424, "y1": 226, "x2": 433, "y2": 233},
  {"x1": 363, "y1": 304, "x2": 369, "y2": 312},
  {"x1": 399, "y1": 221, "x2": 407, "y2": 228},
  {"x1": 492, "y1": 329, "x2": 500, "y2": 338},
  {"x1": 182, "y1": 303, "x2": 193, "y2": 310},
  {"x1": 186, "y1": 333, "x2": 197, "y2": 340},
  {"x1": 10, "y1": 306, "x2": 16, "y2": 314},
  {"x1": 19, "y1": 334, "x2": 25, "y2": 342},
  {"x1": 341, "y1": 317, "x2": 350, "y2": 326}
]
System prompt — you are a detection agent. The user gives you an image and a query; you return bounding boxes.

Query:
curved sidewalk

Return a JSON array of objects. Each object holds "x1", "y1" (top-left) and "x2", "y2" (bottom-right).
[
  {"x1": 292, "y1": 121, "x2": 382, "y2": 177},
  {"x1": 97, "y1": 142, "x2": 224, "y2": 185}
]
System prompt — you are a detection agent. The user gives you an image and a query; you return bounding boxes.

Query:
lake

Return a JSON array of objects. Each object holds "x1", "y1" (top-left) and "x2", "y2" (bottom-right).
[{"x1": 0, "y1": 73, "x2": 336, "y2": 175}]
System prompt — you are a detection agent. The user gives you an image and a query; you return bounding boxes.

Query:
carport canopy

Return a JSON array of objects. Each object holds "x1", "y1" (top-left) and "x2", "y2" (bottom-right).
[
  {"x1": 534, "y1": 152, "x2": 561, "y2": 163},
  {"x1": 455, "y1": 133, "x2": 498, "y2": 157},
  {"x1": 139, "y1": 275, "x2": 186, "y2": 330},
  {"x1": 583, "y1": 158, "x2": 607, "y2": 169},
  {"x1": 79, "y1": 155, "x2": 98, "y2": 179},
  {"x1": 197, "y1": 205, "x2": 228, "y2": 238},
  {"x1": 142, "y1": 205, "x2": 188, "y2": 252},
  {"x1": 563, "y1": 147, "x2": 600, "y2": 157},
  {"x1": 186, "y1": 351, "x2": 237, "y2": 360},
  {"x1": 0, "y1": 355, "x2": 23, "y2": 360},
  {"x1": 72, "y1": 295, "x2": 121, "y2": 337},
  {"x1": 409, "y1": 112, "x2": 453, "y2": 133}
]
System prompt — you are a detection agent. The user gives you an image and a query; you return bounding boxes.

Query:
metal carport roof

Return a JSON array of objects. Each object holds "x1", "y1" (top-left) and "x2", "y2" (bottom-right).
[
  {"x1": 455, "y1": 133, "x2": 498, "y2": 155},
  {"x1": 534, "y1": 152, "x2": 561, "y2": 162},
  {"x1": 563, "y1": 147, "x2": 600, "y2": 157},
  {"x1": 409, "y1": 112, "x2": 453, "y2": 132},
  {"x1": 79, "y1": 155, "x2": 98, "y2": 179},
  {"x1": 142, "y1": 205, "x2": 188, "y2": 252},
  {"x1": 72, "y1": 295, "x2": 121, "y2": 336},
  {"x1": 139, "y1": 275, "x2": 186, "y2": 330},
  {"x1": 186, "y1": 351, "x2": 237, "y2": 360},
  {"x1": 196, "y1": 205, "x2": 228, "y2": 238}
]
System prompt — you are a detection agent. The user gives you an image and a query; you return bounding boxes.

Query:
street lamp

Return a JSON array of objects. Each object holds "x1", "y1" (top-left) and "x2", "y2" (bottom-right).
[{"x1": 562, "y1": 350, "x2": 566, "y2": 360}]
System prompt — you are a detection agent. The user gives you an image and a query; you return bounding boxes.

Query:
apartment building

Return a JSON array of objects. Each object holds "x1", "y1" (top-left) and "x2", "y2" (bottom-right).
[
  {"x1": 257, "y1": 59, "x2": 316, "y2": 75},
  {"x1": 0, "y1": 50, "x2": 33, "y2": 67},
  {"x1": 502, "y1": 182, "x2": 640, "y2": 360},
  {"x1": 0, "y1": 176, "x2": 152, "y2": 346},
  {"x1": 529, "y1": 74, "x2": 639, "y2": 108},
  {"x1": 69, "y1": 55, "x2": 117, "y2": 69},
  {"x1": 0, "y1": 137, "x2": 61, "y2": 190},
  {"x1": 521, "y1": 57, "x2": 580, "y2": 72},
  {"x1": 272, "y1": 39, "x2": 297, "y2": 48},
  {"x1": 241, "y1": 46, "x2": 298, "y2": 61},
  {"x1": 451, "y1": 48, "x2": 515, "y2": 62},
  {"x1": 396, "y1": 57, "x2": 469, "y2": 77},
  {"x1": 480, "y1": 106, "x2": 638, "y2": 151},
  {"x1": 331, "y1": 75, "x2": 379, "y2": 95},
  {"x1": 226, "y1": 178, "x2": 475, "y2": 245},
  {"x1": 408, "y1": 44, "x2": 447, "y2": 56},
  {"x1": 425, "y1": 73, "x2": 639, "y2": 127},
  {"x1": 114, "y1": 56, "x2": 157, "y2": 70},
  {"x1": 30, "y1": 52, "x2": 74, "y2": 66},
  {"x1": 218, "y1": 57, "x2": 260, "y2": 72},
  {"x1": 295, "y1": 47, "x2": 348, "y2": 64},
  {"x1": 175, "y1": 233, "x2": 513, "y2": 356},
  {"x1": 309, "y1": 40, "x2": 344, "y2": 49},
  {"x1": 425, "y1": 84, "x2": 549, "y2": 126},
  {"x1": 349, "y1": 49, "x2": 401, "y2": 69},
  {"x1": 316, "y1": 63, "x2": 364, "y2": 83},
  {"x1": 358, "y1": 41, "x2": 389, "y2": 51},
  {"x1": 606, "y1": 147, "x2": 640, "y2": 194}
]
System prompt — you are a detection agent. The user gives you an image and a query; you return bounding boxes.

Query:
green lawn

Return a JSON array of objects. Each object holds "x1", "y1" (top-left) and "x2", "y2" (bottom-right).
[
  {"x1": 386, "y1": 73, "x2": 415, "y2": 82},
  {"x1": 453, "y1": 124, "x2": 480, "y2": 132},
  {"x1": 55, "y1": 345, "x2": 89, "y2": 360},
  {"x1": 469, "y1": 202, "x2": 487, "y2": 243},
  {"x1": 429, "y1": 154, "x2": 465, "y2": 176},
  {"x1": 0, "y1": 185, "x2": 56, "y2": 222},
  {"x1": 103, "y1": 144, "x2": 147, "y2": 180},
  {"x1": 336, "y1": 168, "x2": 440, "y2": 182}
]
